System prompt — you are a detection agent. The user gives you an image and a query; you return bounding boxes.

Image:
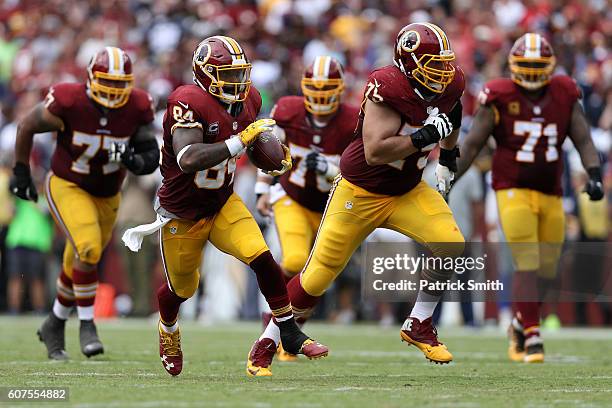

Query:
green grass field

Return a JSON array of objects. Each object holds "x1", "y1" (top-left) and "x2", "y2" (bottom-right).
[{"x1": 2, "y1": 317, "x2": 612, "y2": 408}]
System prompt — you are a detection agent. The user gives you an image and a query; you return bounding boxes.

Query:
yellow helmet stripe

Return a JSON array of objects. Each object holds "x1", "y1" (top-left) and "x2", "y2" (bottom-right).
[
  {"x1": 111, "y1": 47, "x2": 121, "y2": 72},
  {"x1": 225, "y1": 36, "x2": 244, "y2": 55},
  {"x1": 313, "y1": 56, "x2": 325, "y2": 80},
  {"x1": 429, "y1": 23, "x2": 449, "y2": 50},
  {"x1": 524, "y1": 33, "x2": 541, "y2": 58}
]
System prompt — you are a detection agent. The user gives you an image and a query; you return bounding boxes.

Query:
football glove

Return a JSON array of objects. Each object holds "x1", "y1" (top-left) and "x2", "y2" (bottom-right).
[
  {"x1": 410, "y1": 108, "x2": 453, "y2": 149},
  {"x1": 238, "y1": 118, "x2": 276, "y2": 146},
  {"x1": 10, "y1": 162, "x2": 38, "y2": 202},
  {"x1": 585, "y1": 167, "x2": 604, "y2": 201},
  {"x1": 265, "y1": 144, "x2": 292, "y2": 176},
  {"x1": 305, "y1": 152, "x2": 328, "y2": 175},
  {"x1": 424, "y1": 107, "x2": 453, "y2": 140},
  {"x1": 108, "y1": 142, "x2": 128, "y2": 163},
  {"x1": 435, "y1": 147, "x2": 459, "y2": 199},
  {"x1": 109, "y1": 142, "x2": 143, "y2": 172}
]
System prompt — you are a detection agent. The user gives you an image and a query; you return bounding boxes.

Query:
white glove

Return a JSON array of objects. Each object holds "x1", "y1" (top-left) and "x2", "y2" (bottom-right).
[
  {"x1": 108, "y1": 142, "x2": 127, "y2": 163},
  {"x1": 435, "y1": 162, "x2": 454, "y2": 199},
  {"x1": 424, "y1": 107, "x2": 453, "y2": 140}
]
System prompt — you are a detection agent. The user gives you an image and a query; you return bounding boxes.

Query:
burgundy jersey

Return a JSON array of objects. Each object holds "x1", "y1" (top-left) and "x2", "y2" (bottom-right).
[
  {"x1": 273, "y1": 96, "x2": 358, "y2": 212},
  {"x1": 481, "y1": 76, "x2": 581, "y2": 195},
  {"x1": 340, "y1": 65, "x2": 464, "y2": 196},
  {"x1": 157, "y1": 84, "x2": 262, "y2": 220},
  {"x1": 46, "y1": 83, "x2": 154, "y2": 197}
]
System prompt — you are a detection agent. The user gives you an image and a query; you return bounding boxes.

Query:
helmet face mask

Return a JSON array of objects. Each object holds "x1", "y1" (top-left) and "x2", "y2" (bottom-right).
[
  {"x1": 301, "y1": 56, "x2": 345, "y2": 115},
  {"x1": 87, "y1": 47, "x2": 134, "y2": 109},
  {"x1": 192, "y1": 36, "x2": 252, "y2": 104},
  {"x1": 509, "y1": 33, "x2": 556, "y2": 90},
  {"x1": 411, "y1": 51, "x2": 455, "y2": 94},
  {"x1": 394, "y1": 23, "x2": 456, "y2": 95}
]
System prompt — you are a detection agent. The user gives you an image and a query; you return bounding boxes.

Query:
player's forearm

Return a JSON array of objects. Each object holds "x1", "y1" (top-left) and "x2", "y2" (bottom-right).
[
  {"x1": 178, "y1": 142, "x2": 232, "y2": 173},
  {"x1": 14, "y1": 104, "x2": 62, "y2": 165},
  {"x1": 456, "y1": 106, "x2": 494, "y2": 179},
  {"x1": 569, "y1": 103, "x2": 601, "y2": 171},
  {"x1": 364, "y1": 135, "x2": 417, "y2": 166},
  {"x1": 439, "y1": 129, "x2": 459, "y2": 150},
  {"x1": 14, "y1": 124, "x2": 36, "y2": 165}
]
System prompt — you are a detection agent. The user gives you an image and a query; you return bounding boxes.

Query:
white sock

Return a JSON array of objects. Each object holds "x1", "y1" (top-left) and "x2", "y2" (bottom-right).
[
  {"x1": 160, "y1": 321, "x2": 179, "y2": 333},
  {"x1": 409, "y1": 291, "x2": 441, "y2": 322},
  {"x1": 76, "y1": 305, "x2": 94, "y2": 321},
  {"x1": 259, "y1": 319, "x2": 281, "y2": 345},
  {"x1": 52, "y1": 299, "x2": 72, "y2": 320}
]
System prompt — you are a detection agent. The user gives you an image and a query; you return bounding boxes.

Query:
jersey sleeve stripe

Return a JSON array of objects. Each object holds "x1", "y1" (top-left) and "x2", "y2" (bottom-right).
[{"x1": 170, "y1": 121, "x2": 203, "y2": 134}]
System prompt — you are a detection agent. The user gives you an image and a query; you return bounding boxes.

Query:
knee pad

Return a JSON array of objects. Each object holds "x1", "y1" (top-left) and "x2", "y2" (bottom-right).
[
  {"x1": 171, "y1": 272, "x2": 200, "y2": 299},
  {"x1": 282, "y1": 252, "x2": 309, "y2": 276},
  {"x1": 75, "y1": 241, "x2": 103, "y2": 265}
]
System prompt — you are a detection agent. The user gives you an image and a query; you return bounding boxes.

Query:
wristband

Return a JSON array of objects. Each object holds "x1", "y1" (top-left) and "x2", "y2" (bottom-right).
[
  {"x1": 225, "y1": 135, "x2": 245, "y2": 157},
  {"x1": 254, "y1": 181, "x2": 271, "y2": 195}
]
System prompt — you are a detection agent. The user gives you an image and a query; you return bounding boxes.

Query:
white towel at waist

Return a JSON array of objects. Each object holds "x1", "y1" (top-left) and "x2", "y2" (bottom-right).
[{"x1": 122, "y1": 214, "x2": 171, "y2": 252}]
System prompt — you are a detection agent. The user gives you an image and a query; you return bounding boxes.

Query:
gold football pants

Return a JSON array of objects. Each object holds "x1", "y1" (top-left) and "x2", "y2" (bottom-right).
[
  {"x1": 496, "y1": 188, "x2": 564, "y2": 276},
  {"x1": 273, "y1": 195, "x2": 322, "y2": 276},
  {"x1": 301, "y1": 177, "x2": 465, "y2": 296},
  {"x1": 159, "y1": 193, "x2": 269, "y2": 298},
  {"x1": 45, "y1": 173, "x2": 120, "y2": 276}
]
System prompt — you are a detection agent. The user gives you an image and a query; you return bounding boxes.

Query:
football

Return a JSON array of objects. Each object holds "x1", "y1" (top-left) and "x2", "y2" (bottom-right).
[{"x1": 246, "y1": 129, "x2": 285, "y2": 172}]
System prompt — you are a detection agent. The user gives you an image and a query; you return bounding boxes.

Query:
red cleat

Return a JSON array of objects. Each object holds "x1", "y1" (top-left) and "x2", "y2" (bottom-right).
[
  {"x1": 400, "y1": 317, "x2": 453, "y2": 364},
  {"x1": 246, "y1": 338, "x2": 276, "y2": 377},
  {"x1": 299, "y1": 339, "x2": 329, "y2": 359},
  {"x1": 158, "y1": 322, "x2": 183, "y2": 376}
]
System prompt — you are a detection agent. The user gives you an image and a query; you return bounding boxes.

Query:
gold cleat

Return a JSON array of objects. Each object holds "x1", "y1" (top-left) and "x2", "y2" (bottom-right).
[
  {"x1": 246, "y1": 338, "x2": 276, "y2": 377},
  {"x1": 508, "y1": 321, "x2": 526, "y2": 362},
  {"x1": 400, "y1": 317, "x2": 453, "y2": 364},
  {"x1": 277, "y1": 342, "x2": 298, "y2": 362}
]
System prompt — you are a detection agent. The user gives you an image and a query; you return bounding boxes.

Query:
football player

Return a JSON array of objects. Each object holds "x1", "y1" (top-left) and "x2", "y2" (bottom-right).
[
  {"x1": 122, "y1": 36, "x2": 327, "y2": 377},
  {"x1": 457, "y1": 33, "x2": 603, "y2": 363},
  {"x1": 253, "y1": 23, "x2": 466, "y2": 370},
  {"x1": 11, "y1": 47, "x2": 160, "y2": 360},
  {"x1": 255, "y1": 56, "x2": 359, "y2": 361}
]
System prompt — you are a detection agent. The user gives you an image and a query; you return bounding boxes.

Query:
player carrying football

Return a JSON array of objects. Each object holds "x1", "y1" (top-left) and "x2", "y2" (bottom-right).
[
  {"x1": 121, "y1": 36, "x2": 328, "y2": 377},
  {"x1": 457, "y1": 33, "x2": 603, "y2": 363},
  {"x1": 255, "y1": 56, "x2": 358, "y2": 361},
  {"x1": 11, "y1": 47, "x2": 160, "y2": 360},
  {"x1": 250, "y1": 23, "x2": 466, "y2": 372}
]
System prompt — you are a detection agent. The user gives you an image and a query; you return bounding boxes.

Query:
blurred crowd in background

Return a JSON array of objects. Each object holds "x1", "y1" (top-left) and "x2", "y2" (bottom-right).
[{"x1": 0, "y1": 0, "x2": 609, "y2": 327}]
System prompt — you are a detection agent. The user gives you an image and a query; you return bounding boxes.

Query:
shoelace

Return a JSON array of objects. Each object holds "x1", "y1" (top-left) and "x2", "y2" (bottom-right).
[{"x1": 161, "y1": 332, "x2": 181, "y2": 356}]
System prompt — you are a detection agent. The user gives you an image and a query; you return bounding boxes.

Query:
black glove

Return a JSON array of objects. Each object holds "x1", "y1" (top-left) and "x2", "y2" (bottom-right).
[
  {"x1": 305, "y1": 152, "x2": 328, "y2": 175},
  {"x1": 9, "y1": 162, "x2": 38, "y2": 202},
  {"x1": 585, "y1": 167, "x2": 604, "y2": 201},
  {"x1": 438, "y1": 146, "x2": 460, "y2": 173},
  {"x1": 109, "y1": 142, "x2": 143, "y2": 173}
]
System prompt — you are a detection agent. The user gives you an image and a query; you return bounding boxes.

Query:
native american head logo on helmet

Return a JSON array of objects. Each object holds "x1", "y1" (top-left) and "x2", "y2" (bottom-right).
[
  {"x1": 191, "y1": 35, "x2": 252, "y2": 104},
  {"x1": 393, "y1": 22, "x2": 456, "y2": 97}
]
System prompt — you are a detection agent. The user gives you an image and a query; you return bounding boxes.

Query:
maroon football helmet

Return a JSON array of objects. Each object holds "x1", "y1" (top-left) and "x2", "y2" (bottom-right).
[
  {"x1": 393, "y1": 23, "x2": 455, "y2": 94},
  {"x1": 301, "y1": 56, "x2": 345, "y2": 115},
  {"x1": 87, "y1": 47, "x2": 134, "y2": 108},
  {"x1": 192, "y1": 36, "x2": 252, "y2": 103},
  {"x1": 509, "y1": 33, "x2": 556, "y2": 90}
]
